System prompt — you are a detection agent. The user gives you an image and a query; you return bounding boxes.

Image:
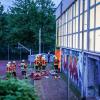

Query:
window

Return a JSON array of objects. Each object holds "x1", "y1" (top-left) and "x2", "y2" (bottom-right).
[
  {"x1": 95, "y1": 30, "x2": 100, "y2": 52},
  {"x1": 80, "y1": 33, "x2": 82, "y2": 49},
  {"x1": 96, "y1": 0, "x2": 100, "y2": 4},
  {"x1": 76, "y1": 0, "x2": 78, "y2": 16},
  {"x1": 70, "y1": 21, "x2": 72, "y2": 34},
  {"x1": 90, "y1": 8, "x2": 94, "y2": 29},
  {"x1": 76, "y1": 34, "x2": 78, "y2": 48},
  {"x1": 73, "y1": 4, "x2": 76, "y2": 17},
  {"x1": 84, "y1": 12, "x2": 87, "y2": 30},
  {"x1": 84, "y1": 0, "x2": 87, "y2": 11},
  {"x1": 66, "y1": 11, "x2": 68, "y2": 22},
  {"x1": 65, "y1": 35, "x2": 67, "y2": 47},
  {"x1": 63, "y1": 36, "x2": 65, "y2": 47},
  {"x1": 96, "y1": 5, "x2": 100, "y2": 28},
  {"x1": 80, "y1": 0, "x2": 83, "y2": 14},
  {"x1": 73, "y1": 19, "x2": 76, "y2": 33},
  {"x1": 68, "y1": 22, "x2": 70, "y2": 34},
  {"x1": 73, "y1": 34, "x2": 76, "y2": 48},
  {"x1": 68, "y1": 9, "x2": 70, "y2": 21},
  {"x1": 61, "y1": 36, "x2": 64, "y2": 46},
  {"x1": 68, "y1": 35, "x2": 70, "y2": 47},
  {"x1": 76, "y1": 17, "x2": 78, "y2": 32},
  {"x1": 70, "y1": 35, "x2": 72, "y2": 48},
  {"x1": 90, "y1": 0, "x2": 95, "y2": 6},
  {"x1": 84, "y1": 32, "x2": 87, "y2": 50},
  {"x1": 89, "y1": 31, "x2": 94, "y2": 51},
  {"x1": 80, "y1": 15, "x2": 82, "y2": 32},
  {"x1": 66, "y1": 23, "x2": 67, "y2": 34},
  {"x1": 70, "y1": 7, "x2": 72, "y2": 20}
]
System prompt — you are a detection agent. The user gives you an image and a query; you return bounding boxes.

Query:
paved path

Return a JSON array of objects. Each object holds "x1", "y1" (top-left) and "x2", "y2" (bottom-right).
[{"x1": 34, "y1": 64, "x2": 77, "y2": 100}]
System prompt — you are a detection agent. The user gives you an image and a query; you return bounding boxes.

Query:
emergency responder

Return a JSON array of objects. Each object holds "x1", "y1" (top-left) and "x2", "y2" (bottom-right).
[
  {"x1": 6, "y1": 61, "x2": 12, "y2": 79},
  {"x1": 20, "y1": 60, "x2": 27, "y2": 78},
  {"x1": 38, "y1": 54, "x2": 42, "y2": 71},
  {"x1": 34, "y1": 55, "x2": 39, "y2": 72},
  {"x1": 12, "y1": 61, "x2": 16, "y2": 78},
  {"x1": 54, "y1": 56, "x2": 59, "y2": 73},
  {"x1": 42, "y1": 56, "x2": 47, "y2": 71}
]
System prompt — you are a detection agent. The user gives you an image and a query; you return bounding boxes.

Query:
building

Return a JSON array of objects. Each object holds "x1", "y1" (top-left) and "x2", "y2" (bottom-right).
[{"x1": 55, "y1": 0, "x2": 100, "y2": 99}]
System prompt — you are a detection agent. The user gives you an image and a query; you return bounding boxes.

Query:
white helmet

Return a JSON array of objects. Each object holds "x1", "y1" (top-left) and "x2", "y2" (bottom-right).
[
  {"x1": 7, "y1": 64, "x2": 10, "y2": 67},
  {"x1": 22, "y1": 60, "x2": 25, "y2": 62},
  {"x1": 13, "y1": 61, "x2": 16, "y2": 63},
  {"x1": 8, "y1": 61, "x2": 11, "y2": 64}
]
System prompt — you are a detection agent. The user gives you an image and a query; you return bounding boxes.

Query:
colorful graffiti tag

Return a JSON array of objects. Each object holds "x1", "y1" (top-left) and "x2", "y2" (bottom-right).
[{"x1": 61, "y1": 48, "x2": 83, "y2": 90}]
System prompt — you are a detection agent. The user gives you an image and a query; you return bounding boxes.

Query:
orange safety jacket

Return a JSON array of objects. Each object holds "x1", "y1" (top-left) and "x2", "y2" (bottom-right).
[
  {"x1": 24, "y1": 63, "x2": 27, "y2": 69},
  {"x1": 7, "y1": 67, "x2": 10, "y2": 73},
  {"x1": 7, "y1": 65, "x2": 12, "y2": 73},
  {"x1": 34, "y1": 59, "x2": 38, "y2": 65},
  {"x1": 12, "y1": 64, "x2": 16, "y2": 72},
  {"x1": 42, "y1": 59, "x2": 47, "y2": 66}
]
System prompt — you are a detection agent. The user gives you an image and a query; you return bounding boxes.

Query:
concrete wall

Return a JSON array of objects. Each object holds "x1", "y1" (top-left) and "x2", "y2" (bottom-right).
[
  {"x1": 55, "y1": 0, "x2": 75, "y2": 19},
  {"x1": 61, "y1": 48, "x2": 100, "y2": 98},
  {"x1": 61, "y1": 48, "x2": 83, "y2": 92}
]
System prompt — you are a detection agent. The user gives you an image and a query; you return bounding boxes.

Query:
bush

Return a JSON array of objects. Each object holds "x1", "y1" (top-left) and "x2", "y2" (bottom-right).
[{"x1": 0, "y1": 79, "x2": 38, "y2": 100}]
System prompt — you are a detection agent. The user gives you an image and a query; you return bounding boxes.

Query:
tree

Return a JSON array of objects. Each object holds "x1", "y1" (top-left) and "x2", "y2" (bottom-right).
[
  {"x1": 0, "y1": 2, "x2": 8, "y2": 50},
  {"x1": 36, "y1": 0, "x2": 56, "y2": 52},
  {"x1": 0, "y1": 0, "x2": 56, "y2": 59}
]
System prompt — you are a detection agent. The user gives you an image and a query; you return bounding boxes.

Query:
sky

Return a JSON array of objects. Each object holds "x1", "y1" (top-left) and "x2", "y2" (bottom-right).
[{"x1": 0, "y1": 0, "x2": 62, "y2": 11}]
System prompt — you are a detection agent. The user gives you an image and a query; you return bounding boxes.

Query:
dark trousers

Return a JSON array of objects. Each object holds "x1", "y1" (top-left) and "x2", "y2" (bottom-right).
[
  {"x1": 54, "y1": 65, "x2": 58, "y2": 72},
  {"x1": 12, "y1": 72, "x2": 16, "y2": 77}
]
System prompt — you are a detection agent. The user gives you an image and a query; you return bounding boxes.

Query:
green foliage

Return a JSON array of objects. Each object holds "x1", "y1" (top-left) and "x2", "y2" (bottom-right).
[
  {"x1": 0, "y1": 0, "x2": 56, "y2": 59},
  {"x1": 8, "y1": 0, "x2": 55, "y2": 52},
  {"x1": 0, "y1": 79, "x2": 38, "y2": 100}
]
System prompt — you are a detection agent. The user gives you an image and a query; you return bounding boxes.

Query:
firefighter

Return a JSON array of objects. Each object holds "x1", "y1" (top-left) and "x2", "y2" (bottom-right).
[
  {"x1": 42, "y1": 56, "x2": 47, "y2": 71},
  {"x1": 12, "y1": 61, "x2": 16, "y2": 78},
  {"x1": 38, "y1": 54, "x2": 42, "y2": 71},
  {"x1": 54, "y1": 56, "x2": 59, "y2": 73},
  {"x1": 6, "y1": 62, "x2": 12, "y2": 79},
  {"x1": 20, "y1": 60, "x2": 27, "y2": 78},
  {"x1": 34, "y1": 55, "x2": 39, "y2": 72}
]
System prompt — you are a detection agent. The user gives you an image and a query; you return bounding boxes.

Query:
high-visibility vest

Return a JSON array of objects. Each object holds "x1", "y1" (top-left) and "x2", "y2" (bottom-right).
[
  {"x1": 34, "y1": 59, "x2": 38, "y2": 65},
  {"x1": 12, "y1": 64, "x2": 16, "y2": 72},
  {"x1": 38, "y1": 60, "x2": 42, "y2": 67},
  {"x1": 7, "y1": 67, "x2": 10, "y2": 73},
  {"x1": 24, "y1": 63, "x2": 27, "y2": 69},
  {"x1": 9, "y1": 65, "x2": 12, "y2": 73},
  {"x1": 20, "y1": 63, "x2": 25, "y2": 70},
  {"x1": 42, "y1": 59, "x2": 47, "y2": 66}
]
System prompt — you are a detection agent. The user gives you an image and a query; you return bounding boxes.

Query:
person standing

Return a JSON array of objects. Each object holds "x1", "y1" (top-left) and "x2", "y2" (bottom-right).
[
  {"x1": 34, "y1": 55, "x2": 39, "y2": 72},
  {"x1": 12, "y1": 61, "x2": 16, "y2": 78},
  {"x1": 48, "y1": 51, "x2": 50, "y2": 63},
  {"x1": 42, "y1": 56, "x2": 47, "y2": 71},
  {"x1": 20, "y1": 60, "x2": 27, "y2": 78},
  {"x1": 54, "y1": 56, "x2": 59, "y2": 73},
  {"x1": 6, "y1": 62, "x2": 12, "y2": 79}
]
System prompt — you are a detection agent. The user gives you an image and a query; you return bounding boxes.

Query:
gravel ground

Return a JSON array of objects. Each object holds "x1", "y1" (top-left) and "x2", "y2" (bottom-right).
[{"x1": 34, "y1": 64, "x2": 78, "y2": 100}]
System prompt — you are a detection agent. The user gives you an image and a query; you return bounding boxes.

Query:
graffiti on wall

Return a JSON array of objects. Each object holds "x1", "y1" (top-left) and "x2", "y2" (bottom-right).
[{"x1": 62, "y1": 48, "x2": 83, "y2": 89}]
